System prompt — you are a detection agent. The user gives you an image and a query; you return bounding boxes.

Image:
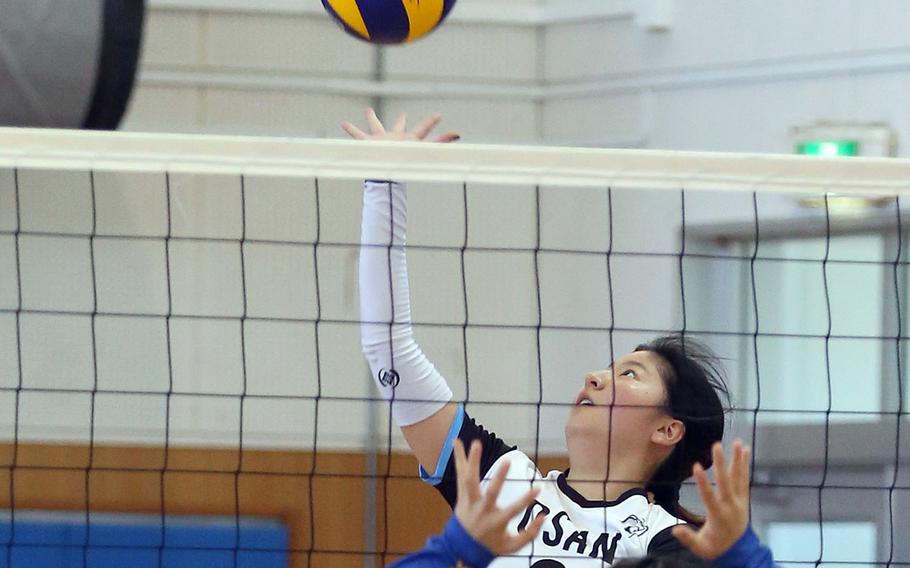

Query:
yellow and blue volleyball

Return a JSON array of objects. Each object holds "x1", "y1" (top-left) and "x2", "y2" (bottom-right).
[{"x1": 322, "y1": 0, "x2": 457, "y2": 44}]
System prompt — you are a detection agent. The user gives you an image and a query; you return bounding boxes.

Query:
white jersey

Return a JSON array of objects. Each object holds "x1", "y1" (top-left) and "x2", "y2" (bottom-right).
[
  {"x1": 490, "y1": 450, "x2": 686, "y2": 566},
  {"x1": 419, "y1": 407, "x2": 689, "y2": 567}
]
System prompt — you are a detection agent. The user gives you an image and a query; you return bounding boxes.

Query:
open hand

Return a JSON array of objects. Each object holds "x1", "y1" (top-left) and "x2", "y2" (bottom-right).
[
  {"x1": 671, "y1": 440, "x2": 752, "y2": 560},
  {"x1": 341, "y1": 108, "x2": 459, "y2": 142},
  {"x1": 453, "y1": 439, "x2": 546, "y2": 556}
]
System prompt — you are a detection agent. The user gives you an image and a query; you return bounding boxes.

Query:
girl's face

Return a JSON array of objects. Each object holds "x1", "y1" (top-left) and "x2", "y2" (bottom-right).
[{"x1": 565, "y1": 350, "x2": 673, "y2": 452}]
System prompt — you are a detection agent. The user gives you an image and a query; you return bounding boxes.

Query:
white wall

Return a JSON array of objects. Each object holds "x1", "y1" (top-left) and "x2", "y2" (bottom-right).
[
  {"x1": 125, "y1": 0, "x2": 910, "y2": 157},
  {"x1": 545, "y1": 0, "x2": 910, "y2": 154},
  {"x1": 123, "y1": 0, "x2": 550, "y2": 143},
  {"x1": 121, "y1": 0, "x2": 910, "y2": 228},
  {"x1": 9, "y1": 0, "x2": 909, "y2": 451}
]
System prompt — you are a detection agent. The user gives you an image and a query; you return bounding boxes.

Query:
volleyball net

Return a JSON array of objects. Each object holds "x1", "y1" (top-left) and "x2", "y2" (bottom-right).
[{"x1": 0, "y1": 127, "x2": 907, "y2": 567}]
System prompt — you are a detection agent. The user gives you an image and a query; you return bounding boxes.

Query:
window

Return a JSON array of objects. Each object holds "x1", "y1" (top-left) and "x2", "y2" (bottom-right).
[{"x1": 766, "y1": 521, "x2": 877, "y2": 567}]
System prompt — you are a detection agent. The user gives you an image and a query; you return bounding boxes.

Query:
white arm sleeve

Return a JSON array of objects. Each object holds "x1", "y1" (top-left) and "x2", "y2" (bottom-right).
[{"x1": 360, "y1": 180, "x2": 453, "y2": 426}]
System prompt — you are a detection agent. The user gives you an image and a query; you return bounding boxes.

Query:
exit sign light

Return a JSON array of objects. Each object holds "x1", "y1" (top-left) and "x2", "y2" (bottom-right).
[{"x1": 796, "y1": 140, "x2": 859, "y2": 156}]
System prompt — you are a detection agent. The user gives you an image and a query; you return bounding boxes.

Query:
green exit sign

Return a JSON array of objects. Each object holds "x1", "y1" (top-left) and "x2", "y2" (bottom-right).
[{"x1": 796, "y1": 140, "x2": 859, "y2": 156}]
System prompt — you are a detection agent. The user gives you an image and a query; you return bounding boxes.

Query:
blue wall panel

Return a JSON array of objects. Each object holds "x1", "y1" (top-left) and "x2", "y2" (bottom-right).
[{"x1": 0, "y1": 512, "x2": 287, "y2": 567}]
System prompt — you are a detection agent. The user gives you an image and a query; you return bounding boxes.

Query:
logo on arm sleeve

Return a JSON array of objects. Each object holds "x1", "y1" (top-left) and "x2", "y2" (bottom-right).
[{"x1": 378, "y1": 368, "x2": 400, "y2": 388}]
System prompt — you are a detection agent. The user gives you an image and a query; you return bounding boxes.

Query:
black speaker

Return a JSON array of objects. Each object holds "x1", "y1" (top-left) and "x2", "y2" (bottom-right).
[{"x1": 0, "y1": 0, "x2": 146, "y2": 129}]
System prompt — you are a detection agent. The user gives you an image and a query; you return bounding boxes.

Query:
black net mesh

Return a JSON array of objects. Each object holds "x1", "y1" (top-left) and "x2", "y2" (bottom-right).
[{"x1": 0, "y1": 163, "x2": 907, "y2": 567}]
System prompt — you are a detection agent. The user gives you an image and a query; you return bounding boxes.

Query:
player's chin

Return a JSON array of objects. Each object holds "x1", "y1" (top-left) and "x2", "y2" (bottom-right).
[{"x1": 565, "y1": 406, "x2": 612, "y2": 436}]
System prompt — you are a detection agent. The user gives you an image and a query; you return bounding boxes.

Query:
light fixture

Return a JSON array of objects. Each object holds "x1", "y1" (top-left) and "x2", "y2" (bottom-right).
[{"x1": 791, "y1": 122, "x2": 897, "y2": 212}]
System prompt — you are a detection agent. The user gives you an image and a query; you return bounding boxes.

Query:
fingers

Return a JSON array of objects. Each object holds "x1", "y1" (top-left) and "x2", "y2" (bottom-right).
[
  {"x1": 692, "y1": 462, "x2": 718, "y2": 514},
  {"x1": 466, "y1": 440, "x2": 482, "y2": 502},
  {"x1": 453, "y1": 439, "x2": 469, "y2": 502},
  {"x1": 366, "y1": 107, "x2": 386, "y2": 134},
  {"x1": 671, "y1": 525, "x2": 704, "y2": 557},
  {"x1": 412, "y1": 113, "x2": 442, "y2": 140},
  {"x1": 392, "y1": 112, "x2": 407, "y2": 133},
  {"x1": 455, "y1": 439, "x2": 485, "y2": 503},
  {"x1": 503, "y1": 512, "x2": 546, "y2": 554},
  {"x1": 483, "y1": 458, "x2": 511, "y2": 508},
  {"x1": 341, "y1": 121, "x2": 367, "y2": 139},
  {"x1": 712, "y1": 442, "x2": 732, "y2": 503},
  {"x1": 740, "y1": 446, "x2": 752, "y2": 496},
  {"x1": 346, "y1": 109, "x2": 458, "y2": 142},
  {"x1": 499, "y1": 485, "x2": 540, "y2": 521},
  {"x1": 433, "y1": 131, "x2": 461, "y2": 143},
  {"x1": 729, "y1": 440, "x2": 745, "y2": 497},
  {"x1": 732, "y1": 441, "x2": 751, "y2": 497}
]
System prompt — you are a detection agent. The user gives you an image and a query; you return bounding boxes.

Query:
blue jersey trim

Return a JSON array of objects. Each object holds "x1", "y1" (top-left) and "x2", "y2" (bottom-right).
[{"x1": 418, "y1": 404, "x2": 465, "y2": 486}]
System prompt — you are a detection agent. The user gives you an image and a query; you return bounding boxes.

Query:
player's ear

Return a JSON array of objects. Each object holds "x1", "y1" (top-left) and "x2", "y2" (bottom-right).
[{"x1": 651, "y1": 418, "x2": 685, "y2": 448}]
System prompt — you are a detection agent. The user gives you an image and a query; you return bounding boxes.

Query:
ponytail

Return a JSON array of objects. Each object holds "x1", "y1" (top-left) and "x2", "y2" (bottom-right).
[{"x1": 635, "y1": 336, "x2": 729, "y2": 526}]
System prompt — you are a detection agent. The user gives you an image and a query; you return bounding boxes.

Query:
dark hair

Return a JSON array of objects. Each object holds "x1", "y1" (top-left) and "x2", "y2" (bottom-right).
[{"x1": 634, "y1": 335, "x2": 729, "y2": 525}]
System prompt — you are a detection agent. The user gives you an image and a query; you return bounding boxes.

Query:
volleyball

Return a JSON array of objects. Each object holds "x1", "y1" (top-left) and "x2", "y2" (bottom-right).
[{"x1": 321, "y1": 0, "x2": 457, "y2": 44}]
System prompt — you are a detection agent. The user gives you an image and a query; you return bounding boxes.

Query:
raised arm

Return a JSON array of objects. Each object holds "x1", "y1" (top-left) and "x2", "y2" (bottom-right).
[{"x1": 353, "y1": 109, "x2": 460, "y2": 473}]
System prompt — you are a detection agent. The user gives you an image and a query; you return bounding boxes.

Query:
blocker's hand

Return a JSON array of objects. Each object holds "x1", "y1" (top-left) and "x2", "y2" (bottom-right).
[
  {"x1": 672, "y1": 439, "x2": 752, "y2": 560},
  {"x1": 342, "y1": 108, "x2": 459, "y2": 143},
  {"x1": 453, "y1": 439, "x2": 545, "y2": 557}
]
